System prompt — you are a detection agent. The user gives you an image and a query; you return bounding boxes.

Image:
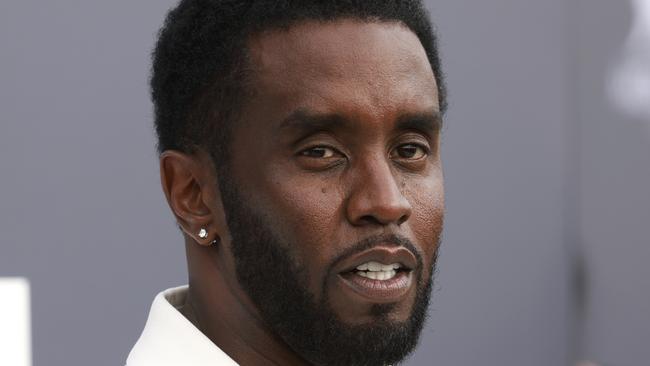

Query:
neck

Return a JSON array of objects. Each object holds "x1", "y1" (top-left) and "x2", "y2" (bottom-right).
[{"x1": 183, "y1": 240, "x2": 310, "y2": 366}]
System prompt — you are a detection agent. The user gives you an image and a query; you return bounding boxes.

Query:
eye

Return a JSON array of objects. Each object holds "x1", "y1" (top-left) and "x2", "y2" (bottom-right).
[
  {"x1": 296, "y1": 145, "x2": 345, "y2": 171},
  {"x1": 300, "y1": 146, "x2": 337, "y2": 158},
  {"x1": 392, "y1": 143, "x2": 429, "y2": 160}
]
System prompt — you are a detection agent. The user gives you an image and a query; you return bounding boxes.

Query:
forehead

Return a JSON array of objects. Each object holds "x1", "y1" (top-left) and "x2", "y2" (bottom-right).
[{"x1": 244, "y1": 20, "x2": 439, "y2": 122}]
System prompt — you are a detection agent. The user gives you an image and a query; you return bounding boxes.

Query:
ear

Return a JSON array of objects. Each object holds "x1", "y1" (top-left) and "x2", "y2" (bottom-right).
[{"x1": 159, "y1": 150, "x2": 223, "y2": 246}]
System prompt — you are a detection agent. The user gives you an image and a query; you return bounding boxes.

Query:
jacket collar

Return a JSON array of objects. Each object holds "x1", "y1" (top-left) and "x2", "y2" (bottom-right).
[{"x1": 126, "y1": 285, "x2": 239, "y2": 366}]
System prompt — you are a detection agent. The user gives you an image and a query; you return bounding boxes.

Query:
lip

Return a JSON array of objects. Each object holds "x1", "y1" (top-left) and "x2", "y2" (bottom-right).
[
  {"x1": 334, "y1": 245, "x2": 418, "y2": 304},
  {"x1": 337, "y1": 270, "x2": 413, "y2": 303},
  {"x1": 335, "y1": 245, "x2": 418, "y2": 274}
]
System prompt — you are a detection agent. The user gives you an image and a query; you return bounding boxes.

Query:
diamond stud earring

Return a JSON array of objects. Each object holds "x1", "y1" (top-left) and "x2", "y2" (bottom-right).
[{"x1": 198, "y1": 228, "x2": 208, "y2": 239}]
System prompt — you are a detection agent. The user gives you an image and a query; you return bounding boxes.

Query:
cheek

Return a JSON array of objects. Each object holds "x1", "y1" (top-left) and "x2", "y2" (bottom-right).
[
  {"x1": 406, "y1": 173, "x2": 445, "y2": 259},
  {"x1": 256, "y1": 170, "x2": 345, "y2": 288},
  {"x1": 270, "y1": 179, "x2": 341, "y2": 237}
]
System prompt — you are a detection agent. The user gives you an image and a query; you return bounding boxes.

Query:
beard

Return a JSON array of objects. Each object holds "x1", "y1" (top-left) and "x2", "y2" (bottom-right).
[{"x1": 217, "y1": 172, "x2": 438, "y2": 366}]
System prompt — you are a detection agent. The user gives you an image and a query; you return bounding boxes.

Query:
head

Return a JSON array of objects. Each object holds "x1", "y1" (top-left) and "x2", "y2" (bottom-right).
[{"x1": 154, "y1": 1, "x2": 446, "y2": 365}]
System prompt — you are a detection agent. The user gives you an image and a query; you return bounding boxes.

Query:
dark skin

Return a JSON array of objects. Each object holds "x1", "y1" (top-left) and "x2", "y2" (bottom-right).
[{"x1": 160, "y1": 20, "x2": 444, "y2": 365}]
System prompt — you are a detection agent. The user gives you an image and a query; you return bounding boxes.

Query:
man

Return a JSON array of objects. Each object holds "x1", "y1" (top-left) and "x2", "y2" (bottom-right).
[{"x1": 127, "y1": 1, "x2": 447, "y2": 365}]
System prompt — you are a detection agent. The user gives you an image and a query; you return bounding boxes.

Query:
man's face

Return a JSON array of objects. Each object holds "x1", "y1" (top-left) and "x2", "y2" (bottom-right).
[{"x1": 216, "y1": 20, "x2": 443, "y2": 365}]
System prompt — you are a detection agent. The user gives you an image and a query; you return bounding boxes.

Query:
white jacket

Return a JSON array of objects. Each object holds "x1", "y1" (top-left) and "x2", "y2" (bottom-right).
[{"x1": 126, "y1": 285, "x2": 238, "y2": 366}]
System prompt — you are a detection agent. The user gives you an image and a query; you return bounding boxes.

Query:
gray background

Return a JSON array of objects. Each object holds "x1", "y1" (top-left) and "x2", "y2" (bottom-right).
[{"x1": 1, "y1": 1, "x2": 648, "y2": 365}]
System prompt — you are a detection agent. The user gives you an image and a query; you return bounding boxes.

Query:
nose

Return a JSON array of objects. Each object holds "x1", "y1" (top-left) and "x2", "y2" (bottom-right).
[{"x1": 346, "y1": 158, "x2": 412, "y2": 227}]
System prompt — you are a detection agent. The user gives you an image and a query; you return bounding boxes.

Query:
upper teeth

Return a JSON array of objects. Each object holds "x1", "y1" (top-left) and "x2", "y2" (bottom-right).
[{"x1": 356, "y1": 261, "x2": 401, "y2": 271}]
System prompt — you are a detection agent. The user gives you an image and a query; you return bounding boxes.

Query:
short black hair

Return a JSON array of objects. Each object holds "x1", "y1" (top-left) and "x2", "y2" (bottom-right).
[{"x1": 152, "y1": 0, "x2": 447, "y2": 164}]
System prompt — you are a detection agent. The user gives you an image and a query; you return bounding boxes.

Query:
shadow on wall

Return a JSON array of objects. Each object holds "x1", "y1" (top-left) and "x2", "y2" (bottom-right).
[{"x1": 607, "y1": 0, "x2": 650, "y2": 124}]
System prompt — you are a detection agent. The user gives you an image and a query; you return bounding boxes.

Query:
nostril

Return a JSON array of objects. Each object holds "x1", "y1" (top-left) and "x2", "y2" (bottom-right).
[
  {"x1": 396, "y1": 214, "x2": 409, "y2": 226},
  {"x1": 358, "y1": 215, "x2": 383, "y2": 226},
  {"x1": 355, "y1": 211, "x2": 410, "y2": 226}
]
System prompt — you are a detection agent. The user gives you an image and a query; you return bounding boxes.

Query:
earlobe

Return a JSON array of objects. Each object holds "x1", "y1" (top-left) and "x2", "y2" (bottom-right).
[
  {"x1": 197, "y1": 227, "x2": 220, "y2": 246},
  {"x1": 159, "y1": 150, "x2": 222, "y2": 246}
]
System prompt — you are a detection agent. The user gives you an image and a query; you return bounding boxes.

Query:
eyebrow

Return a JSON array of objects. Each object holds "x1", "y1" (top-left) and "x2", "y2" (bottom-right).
[
  {"x1": 278, "y1": 108, "x2": 443, "y2": 135},
  {"x1": 278, "y1": 109, "x2": 348, "y2": 132},
  {"x1": 395, "y1": 110, "x2": 443, "y2": 137}
]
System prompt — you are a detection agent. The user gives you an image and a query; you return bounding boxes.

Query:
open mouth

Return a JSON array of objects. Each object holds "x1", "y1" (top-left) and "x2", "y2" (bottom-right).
[
  {"x1": 349, "y1": 261, "x2": 410, "y2": 281},
  {"x1": 334, "y1": 246, "x2": 418, "y2": 303}
]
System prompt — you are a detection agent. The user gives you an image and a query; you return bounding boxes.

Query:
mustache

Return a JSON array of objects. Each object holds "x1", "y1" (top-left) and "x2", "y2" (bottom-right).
[{"x1": 327, "y1": 233, "x2": 424, "y2": 275}]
